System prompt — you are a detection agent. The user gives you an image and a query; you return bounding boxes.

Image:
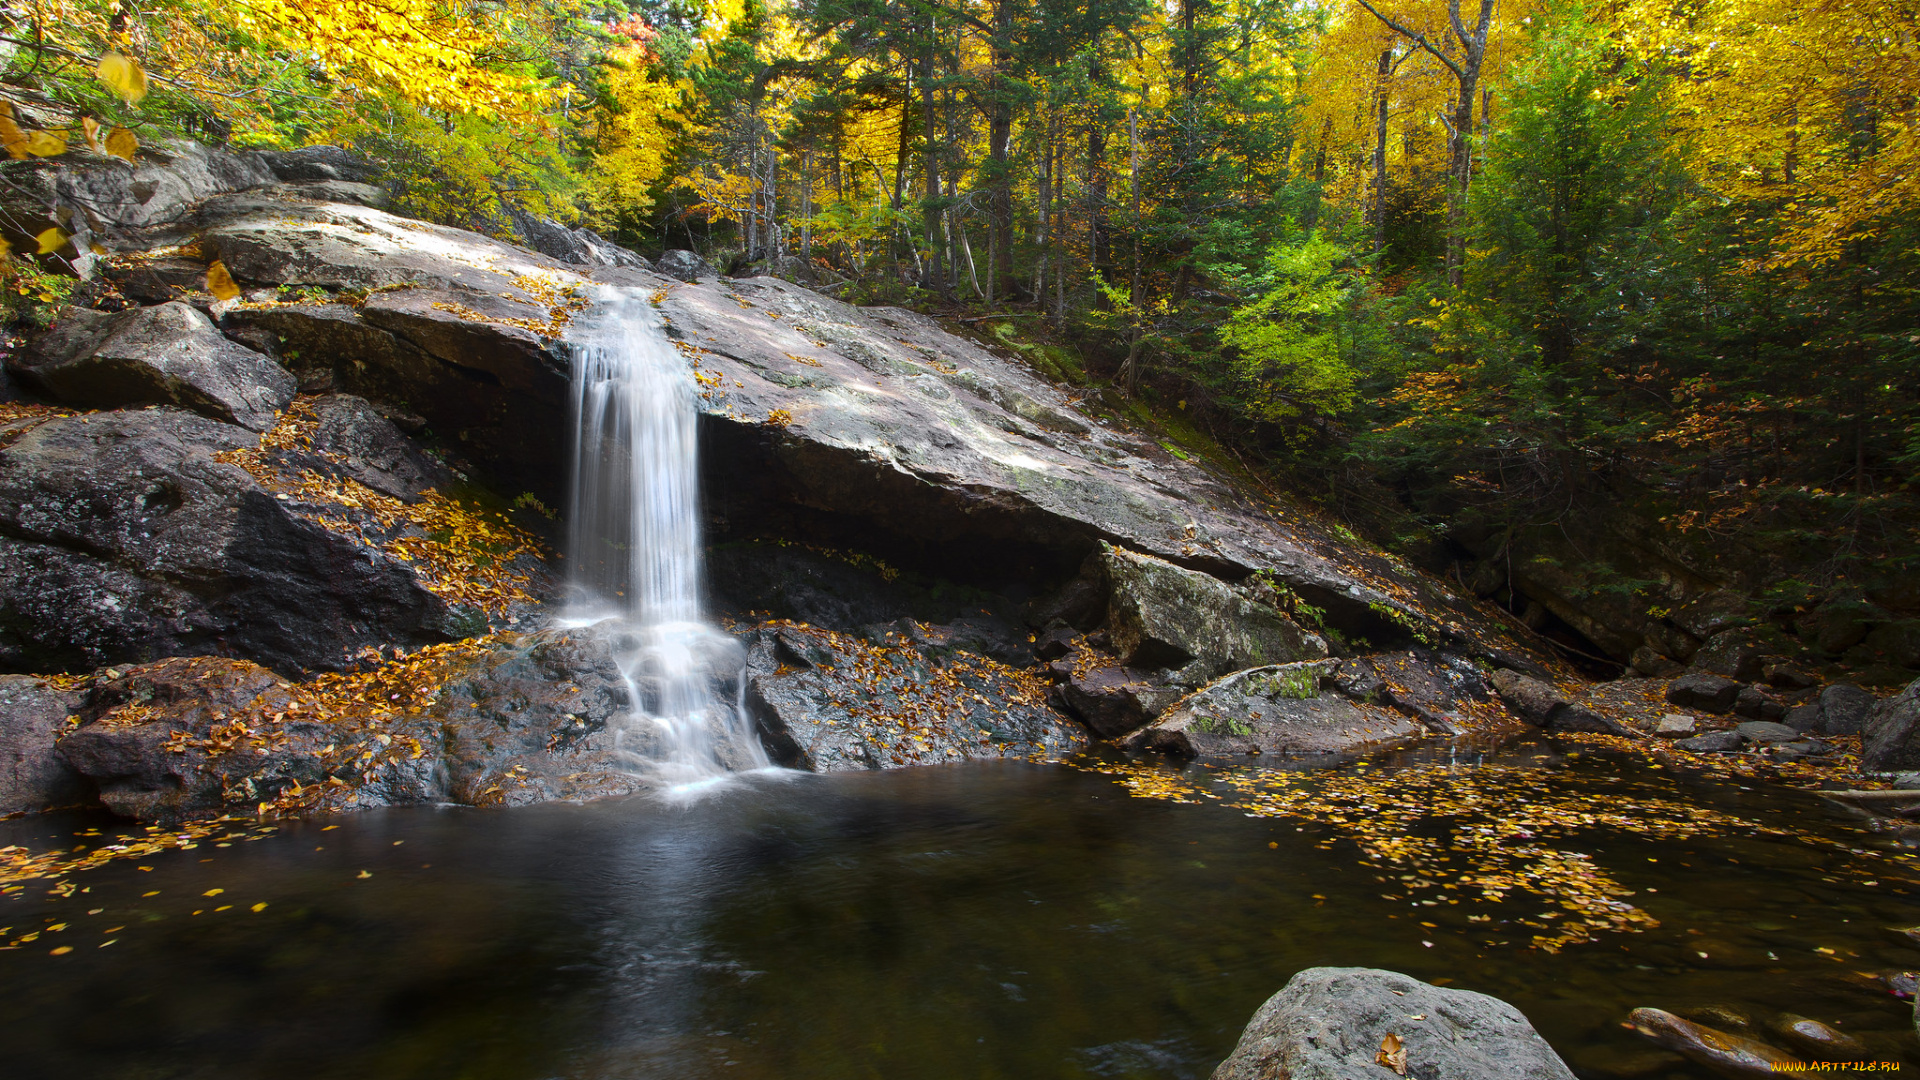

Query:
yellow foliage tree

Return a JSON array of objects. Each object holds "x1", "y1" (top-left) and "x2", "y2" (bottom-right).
[{"x1": 1623, "y1": 0, "x2": 1920, "y2": 267}]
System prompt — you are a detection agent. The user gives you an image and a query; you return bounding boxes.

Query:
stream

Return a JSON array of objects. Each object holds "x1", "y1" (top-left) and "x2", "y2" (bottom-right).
[{"x1": 4, "y1": 739, "x2": 1919, "y2": 1079}]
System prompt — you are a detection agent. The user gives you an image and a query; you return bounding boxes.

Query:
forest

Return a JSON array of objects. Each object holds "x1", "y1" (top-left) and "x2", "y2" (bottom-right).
[{"x1": 1, "y1": 0, "x2": 1916, "y2": 665}]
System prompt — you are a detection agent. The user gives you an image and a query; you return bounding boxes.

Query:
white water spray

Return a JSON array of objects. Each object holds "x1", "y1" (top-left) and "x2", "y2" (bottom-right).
[{"x1": 565, "y1": 290, "x2": 768, "y2": 784}]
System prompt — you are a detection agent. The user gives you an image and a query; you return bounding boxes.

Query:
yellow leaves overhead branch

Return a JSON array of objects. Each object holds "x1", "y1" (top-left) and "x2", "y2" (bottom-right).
[{"x1": 226, "y1": 0, "x2": 557, "y2": 124}]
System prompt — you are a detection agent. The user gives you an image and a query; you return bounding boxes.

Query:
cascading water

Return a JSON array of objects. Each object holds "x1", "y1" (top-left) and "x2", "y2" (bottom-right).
[{"x1": 564, "y1": 290, "x2": 768, "y2": 786}]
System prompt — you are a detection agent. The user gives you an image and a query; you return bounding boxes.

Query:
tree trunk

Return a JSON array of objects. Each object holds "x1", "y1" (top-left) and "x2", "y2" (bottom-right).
[{"x1": 1372, "y1": 46, "x2": 1392, "y2": 256}]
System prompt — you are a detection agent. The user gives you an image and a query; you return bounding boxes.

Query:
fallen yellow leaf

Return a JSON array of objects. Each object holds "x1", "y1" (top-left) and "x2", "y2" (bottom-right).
[{"x1": 206, "y1": 260, "x2": 240, "y2": 301}]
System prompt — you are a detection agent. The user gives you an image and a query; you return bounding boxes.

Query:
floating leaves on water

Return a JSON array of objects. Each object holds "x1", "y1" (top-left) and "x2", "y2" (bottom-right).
[
  {"x1": 94, "y1": 53, "x2": 148, "y2": 103},
  {"x1": 1076, "y1": 750, "x2": 1916, "y2": 954},
  {"x1": 206, "y1": 260, "x2": 240, "y2": 301}
]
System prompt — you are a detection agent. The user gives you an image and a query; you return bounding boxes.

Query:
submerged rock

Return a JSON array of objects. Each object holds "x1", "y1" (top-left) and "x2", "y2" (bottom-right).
[
  {"x1": 1211, "y1": 967, "x2": 1575, "y2": 1080},
  {"x1": 1627, "y1": 1007, "x2": 1809, "y2": 1079},
  {"x1": 1769, "y1": 1015, "x2": 1870, "y2": 1061},
  {"x1": 1128, "y1": 661, "x2": 1423, "y2": 761}
]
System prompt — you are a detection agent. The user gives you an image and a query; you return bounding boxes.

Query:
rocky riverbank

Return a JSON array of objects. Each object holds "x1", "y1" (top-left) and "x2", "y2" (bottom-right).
[{"x1": 0, "y1": 138, "x2": 1916, "y2": 827}]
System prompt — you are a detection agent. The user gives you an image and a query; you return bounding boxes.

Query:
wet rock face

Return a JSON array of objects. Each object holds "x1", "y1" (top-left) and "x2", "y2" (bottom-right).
[
  {"x1": 12, "y1": 303, "x2": 296, "y2": 431},
  {"x1": 0, "y1": 675, "x2": 88, "y2": 814},
  {"x1": 0, "y1": 409, "x2": 452, "y2": 674},
  {"x1": 1211, "y1": 967, "x2": 1575, "y2": 1080},
  {"x1": 1129, "y1": 661, "x2": 1424, "y2": 761},
  {"x1": 742, "y1": 621, "x2": 1085, "y2": 771}
]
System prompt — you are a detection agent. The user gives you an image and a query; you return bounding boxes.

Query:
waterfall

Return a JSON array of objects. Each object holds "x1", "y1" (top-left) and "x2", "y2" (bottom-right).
[{"x1": 564, "y1": 290, "x2": 769, "y2": 785}]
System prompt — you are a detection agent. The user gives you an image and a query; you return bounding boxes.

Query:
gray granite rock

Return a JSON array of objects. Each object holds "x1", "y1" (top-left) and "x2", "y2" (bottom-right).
[
  {"x1": 1863, "y1": 679, "x2": 1920, "y2": 773},
  {"x1": 0, "y1": 675, "x2": 88, "y2": 813},
  {"x1": 1100, "y1": 545, "x2": 1325, "y2": 687},
  {"x1": 1211, "y1": 967, "x2": 1575, "y2": 1080},
  {"x1": 1677, "y1": 730, "x2": 1746, "y2": 753},
  {"x1": 1665, "y1": 672, "x2": 1741, "y2": 714},
  {"x1": 654, "y1": 248, "x2": 716, "y2": 282},
  {"x1": 13, "y1": 302, "x2": 295, "y2": 431},
  {"x1": 1128, "y1": 661, "x2": 1422, "y2": 760}
]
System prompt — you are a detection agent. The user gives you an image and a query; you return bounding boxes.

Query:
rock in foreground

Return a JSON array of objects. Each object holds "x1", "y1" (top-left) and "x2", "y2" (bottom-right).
[{"x1": 1212, "y1": 967, "x2": 1575, "y2": 1080}]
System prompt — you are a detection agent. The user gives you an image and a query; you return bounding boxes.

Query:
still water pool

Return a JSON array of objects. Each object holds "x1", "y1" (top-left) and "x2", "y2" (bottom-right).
[{"x1": 3, "y1": 742, "x2": 1917, "y2": 1079}]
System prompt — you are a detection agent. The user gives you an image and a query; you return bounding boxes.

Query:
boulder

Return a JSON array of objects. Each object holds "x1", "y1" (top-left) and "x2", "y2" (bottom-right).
[
  {"x1": 1817, "y1": 682, "x2": 1876, "y2": 736},
  {"x1": 1210, "y1": 967, "x2": 1575, "y2": 1080},
  {"x1": 1630, "y1": 645, "x2": 1685, "y2": 678},
  {"x1": 55, "y1": 656, "x2": 312, "y2": 819},
  {"x1": 0, "y1": 675, "x2": 89, "y2": 813},
  {"x1": 257, "y1": 146, "x2": 380, "y2": 184},
  {"x1": 1051, "y1": 660, "x2": 1182, "y2": 738},
  {"x1": 1733, "y1": 720, "x2": 1799, "y2": 745},
  {"x1": 1654, "y1": 714, "x2": 1697, "y2": 737},
  {"x1": 0, "y1": 409, "x2": 453, "y2": 674},
  {"x1": 1690, "y1": 628, "x2": 1768, "y2": 682},
  {"x1": 0, "y1": 138, "x2": 274, "y2": 258},
  {"x1": 655, "y1": 249, "x2": 716, "y2": 283},
  {"x1": 1677, "y1": 731, "x2": 1746, "y2": 753},
  {"x1": 1797, "y1": 600, "x2": 1882, "y2": 656},
  {"x1": 1670, "y1": 590, "x2": 1751, "y2": 639},
  {"x1": 1099, "y1": 546, "x2": 1326, "y2": 686},
  {"x1": 1331, "y1": 650, "x2": 1490, "y2": 734},
  {"x1": 1128, "y1": 661, "x2": 1423, "y2": 760},
  {"x1": 1490, "y1": 669, "x2": 1633, "y2": 735},
  {"x1": 505, "y1": 205, "x2": 649, "y2": 270},
  {"x1": 1665, "y1": 672, "x2": 1741, "y2": 714},
  {"x1": 1733, "y1": 684, "x2": 1787, "y2": 721},
  {"x1": 12, "y1": 303, "x2": 296, "y2": 431},
  {"x1": 742, "y1": 621, "x2": 1085, "y2": 771},
  {"x1": 308, "y1": 393, "x2": 450, "y2": 501},
  {"x1": 1862, "y1": 678, "x2": 1920, "y2": 773},
  {"x1": 48, "y1": 628, "x2": 651, "y2": 820},
  {"x1": 1863, "y1": 620, "x2": 1920, "y2": 669}
]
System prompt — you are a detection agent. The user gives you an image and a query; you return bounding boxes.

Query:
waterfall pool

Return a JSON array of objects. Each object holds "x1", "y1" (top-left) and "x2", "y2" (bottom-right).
[{"x1": 3, "y1": 743, "x2": 1917, "y2": 1079}]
